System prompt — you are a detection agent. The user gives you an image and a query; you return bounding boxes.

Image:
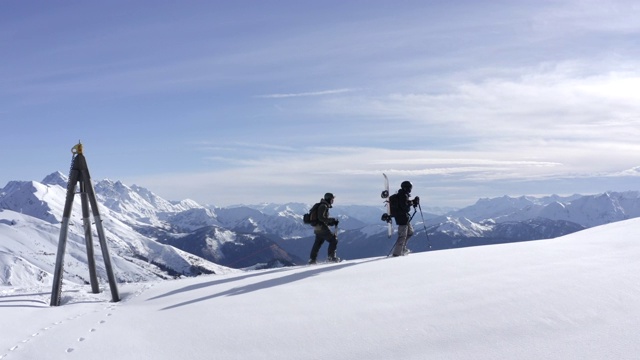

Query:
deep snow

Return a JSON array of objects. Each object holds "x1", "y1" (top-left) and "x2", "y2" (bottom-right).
[{"x1": 2, "y1": 217, "x2": 640, "y2": 360}]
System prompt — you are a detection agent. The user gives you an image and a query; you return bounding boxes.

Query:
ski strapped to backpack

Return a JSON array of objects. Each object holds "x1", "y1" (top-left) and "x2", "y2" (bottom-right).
[{"x1": 303, "y1": 202, "x2": 321, "y2": 226}]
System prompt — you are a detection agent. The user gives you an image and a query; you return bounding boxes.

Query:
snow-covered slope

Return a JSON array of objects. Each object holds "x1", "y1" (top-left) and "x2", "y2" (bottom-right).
[
  {"x1": 0, "y1": 208, "x2": 234, "y2": 287},
  {"x1": 0, "y1": 173, "x2": 235, "y2": 287},
  {"x1": 1, "y1": 218, "x2": 639, "y2": 360},
  {"x1": 0, "y1": 173, "x2": 306, "y2": 286},
  {"x1": 0, "y1": 180, "x2": 63, "y2": 224}
]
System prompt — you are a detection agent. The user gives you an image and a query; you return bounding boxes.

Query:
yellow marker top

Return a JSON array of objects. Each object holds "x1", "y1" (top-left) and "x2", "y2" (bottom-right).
[{"x1": 71, "y1": 141, "x2": 83, "y2": 155}]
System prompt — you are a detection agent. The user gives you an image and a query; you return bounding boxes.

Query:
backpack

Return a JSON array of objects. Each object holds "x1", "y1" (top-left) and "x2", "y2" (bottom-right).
[
  {"x1": 388, "y1": 193, "x2": 400, "y2": 218},
  {"x1": 303, "y1": 202, "x2": 321, "y2": 226}
]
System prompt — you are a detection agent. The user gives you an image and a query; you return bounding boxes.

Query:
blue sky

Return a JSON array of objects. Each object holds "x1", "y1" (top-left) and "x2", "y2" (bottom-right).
[{"x1": 2, "y1": 0, "x2": 640, "y2": 208}]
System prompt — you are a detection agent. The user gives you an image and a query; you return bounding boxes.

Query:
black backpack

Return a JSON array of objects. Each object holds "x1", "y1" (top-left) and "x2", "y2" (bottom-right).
[
  {"x1": 303, "y1": 202, "x2": 321, "y2": 226},
  {"x1": 388, "y1": 193, "x2": 400, "y2": 217}
]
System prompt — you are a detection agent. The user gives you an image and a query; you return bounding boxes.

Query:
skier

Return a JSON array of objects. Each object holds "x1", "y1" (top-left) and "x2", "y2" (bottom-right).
[
  {"x1": 392, "y1": 181, "x2": 419, "y2": 257},
  {"x1": 308, "y1": 193, "x2": 340, "y2": 264}
]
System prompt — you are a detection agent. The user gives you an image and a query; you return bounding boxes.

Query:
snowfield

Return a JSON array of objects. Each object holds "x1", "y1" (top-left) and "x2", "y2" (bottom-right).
[{"x1": 2, "y1": 217, "x2": 640, "y2": 360}]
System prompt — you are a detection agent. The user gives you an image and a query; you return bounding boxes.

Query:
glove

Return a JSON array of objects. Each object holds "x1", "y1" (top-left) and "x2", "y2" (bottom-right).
[
  {"x1": 329, "y1": 219, "x2": 339, "y2": 226},
  {"x1": 412, "y1": 196, "x2": 420, "y2": 207}
]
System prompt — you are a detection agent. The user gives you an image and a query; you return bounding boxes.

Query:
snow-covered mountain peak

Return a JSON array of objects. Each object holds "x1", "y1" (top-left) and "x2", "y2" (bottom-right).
[
  {"x1": 94, "y1": 180, "x2": 158, "y2": 222},
  {"x1": 167, "y1": 207, "x2": 220, "y2": 232},
  {"x1": 0, "y1": 180, "x2": 60, "y2": 224},
  {"x1": 249, "y1": 202, "x2": 310, "y2": 216},
  {"x1": 436, "y1": 216, "x2": 492, "y2": 237},
  {"x1": 41, "y1": 171, "x2": 68, "y2": 187},
  {"x1": 93, "y1": 181, "x2": 204, "y2": 226},
  {"x1": 173, "y1": 198, "x2": 201, "y2": 208},
  {"x1": 0, "y1": 182, "x2": 234, "y2": 287},
  {"x1": 129, "y1": 184, "x2": 202, "y2": 213},
  {"x1": 454, "y1": 195, "x2": 540, "y2": 221}
]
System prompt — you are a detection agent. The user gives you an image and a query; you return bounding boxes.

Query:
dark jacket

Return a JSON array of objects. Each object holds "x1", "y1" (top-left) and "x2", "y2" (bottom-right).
[
  {"x1": 394, "y1": 189, "x2": 413, "y2": 226},
  {"x1": 314, "y1": 199, "x2": 336, "y2": 233}
]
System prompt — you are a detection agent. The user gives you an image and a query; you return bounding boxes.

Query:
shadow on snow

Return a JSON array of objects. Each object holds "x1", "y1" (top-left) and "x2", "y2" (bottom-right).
[{"x1": 155, "y1": 258, "x2": 383, "y2": 310}]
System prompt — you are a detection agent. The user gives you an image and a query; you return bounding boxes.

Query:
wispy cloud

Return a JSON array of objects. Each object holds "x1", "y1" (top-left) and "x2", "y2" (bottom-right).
[
  {"x1": 128, "y1": 140, "x2": 640, "y2": 207},
  {"x1": 609, "y1": 166, "x2": 640, "y2": 177},
  {"x1": 256, "y1": 88, "x2": 356, "y2": 99}
]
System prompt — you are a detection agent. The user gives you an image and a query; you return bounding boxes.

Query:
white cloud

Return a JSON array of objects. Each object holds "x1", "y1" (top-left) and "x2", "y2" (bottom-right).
[
  {"x1": 126, "y1": 138, "x2": 640, "y2": 207},
  {"x1": 533, "y1": 0, "x2": 640, "y2": 34},
  {"x1": 319, "y1": 62, "x2": 640, "y2": 142}
]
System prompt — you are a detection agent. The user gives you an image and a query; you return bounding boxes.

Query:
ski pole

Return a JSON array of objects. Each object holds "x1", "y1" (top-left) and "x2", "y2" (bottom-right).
[
  {"x1": 417, "y1": 204, "x2": 432, "y2": 249},
  {"x1": 387, "y1": 238, "x2": 399, "y2": 257},
  {"x1": 409, "y1": 208, "x2": 417, "y2": 222}
]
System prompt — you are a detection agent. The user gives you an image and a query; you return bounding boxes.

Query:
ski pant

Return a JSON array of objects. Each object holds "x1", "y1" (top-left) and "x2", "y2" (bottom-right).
[
  {"x1": 310, "y1": 228, "x2": 338, "y2": 261},
  {"x1": 393, "y1": 223, "x2": 414, "y2": 256}
]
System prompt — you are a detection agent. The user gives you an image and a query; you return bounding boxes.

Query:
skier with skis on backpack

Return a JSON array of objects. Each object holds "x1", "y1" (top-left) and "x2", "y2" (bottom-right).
[
  {"x1": 392, "y1": 181, "x2": 420, "y2": 257},
  {"x1": 308, "y1": 193, "x2": 340, "y2": 264}
]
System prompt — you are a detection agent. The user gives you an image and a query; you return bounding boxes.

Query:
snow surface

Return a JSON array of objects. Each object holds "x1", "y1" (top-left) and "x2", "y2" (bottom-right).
[{"x1": 2, "y1": 218, "x2": 640, "y2": 360}]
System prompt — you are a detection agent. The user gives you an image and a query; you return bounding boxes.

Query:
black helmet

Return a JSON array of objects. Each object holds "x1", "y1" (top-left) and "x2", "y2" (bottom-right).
[
  {"x1": 324, "y1": 193, "x2": 335, "y2": 202},
  {"x1": 400, "y1": 181, "x2": 413, "y2": 193}
]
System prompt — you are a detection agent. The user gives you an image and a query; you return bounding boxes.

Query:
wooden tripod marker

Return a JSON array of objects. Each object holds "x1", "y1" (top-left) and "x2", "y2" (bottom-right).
[{"x1": 50, "y1": 142, "x2": 120, "y2": 306}]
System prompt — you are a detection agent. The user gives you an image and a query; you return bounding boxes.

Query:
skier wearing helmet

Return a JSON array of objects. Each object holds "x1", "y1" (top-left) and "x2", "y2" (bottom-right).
[
  {"x1": 308, "y1": 192, "x2": 340, "y2": 264},
  {"x1": 392, "y1": 181, "x2": 419, "y2": 257}
]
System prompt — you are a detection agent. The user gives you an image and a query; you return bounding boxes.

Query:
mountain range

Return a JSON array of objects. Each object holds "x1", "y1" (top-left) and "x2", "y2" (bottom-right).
[{"x1": 2, "y1": 171, "x2": 640, "y2": 287}]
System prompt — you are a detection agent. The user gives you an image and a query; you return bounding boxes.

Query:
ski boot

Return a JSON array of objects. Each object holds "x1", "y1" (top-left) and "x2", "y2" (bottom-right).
[{"x1": 327, "y1": 252, "x2": 341, "y2": 263}]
